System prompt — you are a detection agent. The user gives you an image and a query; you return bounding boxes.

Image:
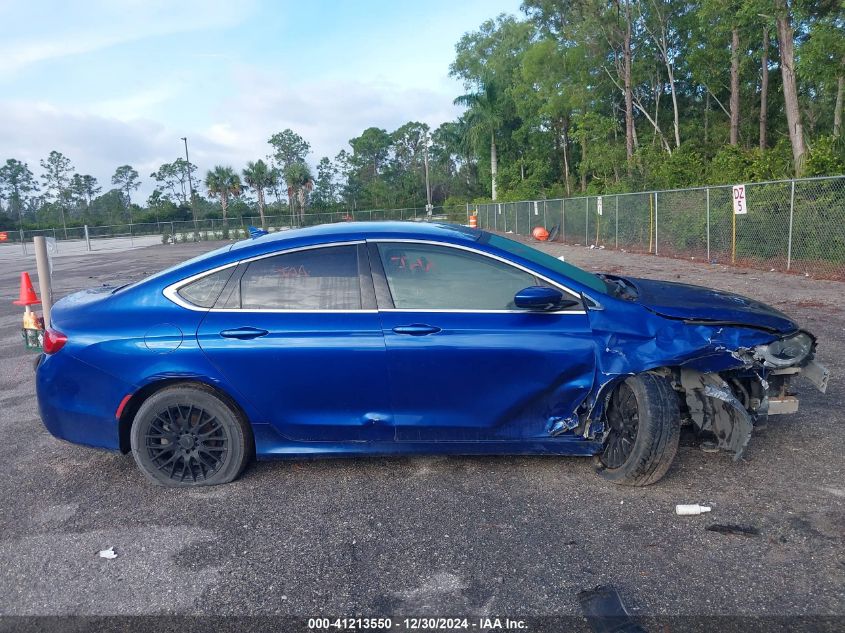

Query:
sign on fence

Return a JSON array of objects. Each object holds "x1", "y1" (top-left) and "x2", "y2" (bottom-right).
[
  {"x1": 732, "y1": 185, "x2": 747, "y2": 215},
  {"x1": 533, "y1": 201, "x2": 539, "y2": 216},
  {"x1": 597, "y1": 196, "x2": 603, "y2": 216}
]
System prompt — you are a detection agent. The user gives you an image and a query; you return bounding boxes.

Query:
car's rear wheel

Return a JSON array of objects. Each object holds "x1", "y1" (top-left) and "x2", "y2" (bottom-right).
[
  {"x1": 130, "y1": 385, "x2": 252, "y2": 487},
  {"x1": 595, "y1": 373, "x2": 680, "y2": 486}
]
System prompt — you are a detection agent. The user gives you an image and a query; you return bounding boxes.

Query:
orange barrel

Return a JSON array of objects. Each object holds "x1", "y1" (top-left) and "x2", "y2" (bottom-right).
[
  {"x1": 532, "y1": 226, "x2": 549, "y2": 241},
  {"x1": 469, "y1": 214, "x2": 478, "y2": 228}
]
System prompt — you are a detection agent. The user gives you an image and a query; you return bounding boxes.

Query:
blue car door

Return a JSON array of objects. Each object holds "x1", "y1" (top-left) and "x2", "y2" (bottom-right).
[
  {"x1": 369, "y1": 241, "x2": 596, "y2": 442},
  {"x1": 194, "y1": 242, "x2": 393, "y2": 442}
]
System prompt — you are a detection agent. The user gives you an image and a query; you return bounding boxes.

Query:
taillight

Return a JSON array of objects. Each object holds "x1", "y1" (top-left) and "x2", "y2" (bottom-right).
[{"x1": 43, "y1": 329, "x2": 68, "y2": 354}]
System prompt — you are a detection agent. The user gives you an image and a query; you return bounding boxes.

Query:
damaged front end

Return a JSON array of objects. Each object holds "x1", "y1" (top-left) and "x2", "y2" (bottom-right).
[{"x1": 671, "y1": 330, "x2": 828, "y2": 459}]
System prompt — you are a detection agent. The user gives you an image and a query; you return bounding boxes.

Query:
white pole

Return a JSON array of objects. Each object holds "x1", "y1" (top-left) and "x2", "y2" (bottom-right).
[
  {"x1": 84, "y1": 224, "x2": 91, "y2": 252},
  {"x1": 34, "y1": 236, "x2": 52, "y2": 328}
]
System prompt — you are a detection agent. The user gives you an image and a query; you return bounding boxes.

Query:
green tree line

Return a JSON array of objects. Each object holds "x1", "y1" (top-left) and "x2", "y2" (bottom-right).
[{"x1": 1, "y1": 0, "x2": 843, "y2": 233}]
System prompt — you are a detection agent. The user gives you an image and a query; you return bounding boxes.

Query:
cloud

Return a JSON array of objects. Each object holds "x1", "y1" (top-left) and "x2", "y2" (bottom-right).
[
  {"x1": 0, "y1": 69, "x2": 464, "y2": 201},
  {"x1": 206, "y1": 67, "x2": 464, "y2": 164},
  {"x1": 0, "y1": 0, "x2": 256, "y2": 76},
  {"x1": 0, "y1": 100, "x2": 229, "y2": 198}
]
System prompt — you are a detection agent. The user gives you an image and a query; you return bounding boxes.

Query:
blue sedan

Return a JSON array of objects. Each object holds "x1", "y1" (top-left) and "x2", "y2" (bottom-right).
[{"x1": 36, "y1": 222, "x2": 829, "y2": 486}]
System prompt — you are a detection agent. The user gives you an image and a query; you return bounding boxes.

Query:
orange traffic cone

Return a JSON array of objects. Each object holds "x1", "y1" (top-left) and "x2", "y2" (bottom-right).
[{"x1": 13, "y1": 272, "x2": 41, "y2": 306}]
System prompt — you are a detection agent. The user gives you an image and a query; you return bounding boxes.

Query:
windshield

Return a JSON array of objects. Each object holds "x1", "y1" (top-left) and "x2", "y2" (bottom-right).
[{"x1": 482, "y1": 233, "x2": 608, "y2": 294}]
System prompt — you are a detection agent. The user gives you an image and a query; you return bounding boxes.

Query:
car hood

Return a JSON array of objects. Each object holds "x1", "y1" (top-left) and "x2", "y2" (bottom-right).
[{"x1": 625, "y1": 276, "x2": 797, "y2": 333}]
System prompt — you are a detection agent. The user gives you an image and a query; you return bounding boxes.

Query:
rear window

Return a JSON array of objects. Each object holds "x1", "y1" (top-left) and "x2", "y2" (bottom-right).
[{"x1": 177, "y1": 267, "x2": 234, "y2": 308}]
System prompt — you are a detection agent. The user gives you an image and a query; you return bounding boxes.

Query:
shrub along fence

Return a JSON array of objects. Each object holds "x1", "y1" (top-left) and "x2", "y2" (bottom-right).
[{"x1": 470, "y1": 175, "x2": 845, "y2": 280}]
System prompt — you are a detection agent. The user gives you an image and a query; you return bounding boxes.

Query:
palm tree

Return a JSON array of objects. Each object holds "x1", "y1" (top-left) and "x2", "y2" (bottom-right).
[
  {"x1": 284, "y1": 161, "x2": 314, "y2": 224},
  {"x1": 205, "y1": 166, "x2": 242, "y2": 221},
  {"x1": 242, "y1": 160, "x2": 273, "y2": 228},
  {"x1": 454, "y1": 81, "x2": 503, "y2": 200}
]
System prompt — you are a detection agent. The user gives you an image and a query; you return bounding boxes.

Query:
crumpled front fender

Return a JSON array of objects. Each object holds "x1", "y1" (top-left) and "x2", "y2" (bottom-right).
[{"x1": 579, "y1": 305, "x2": 778, "y2": 451}]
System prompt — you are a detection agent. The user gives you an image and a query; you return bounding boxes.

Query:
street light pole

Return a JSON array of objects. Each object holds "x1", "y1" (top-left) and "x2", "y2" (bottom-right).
[{"x1": 181, "y1": 136, "x2": 196, "y2": 226}]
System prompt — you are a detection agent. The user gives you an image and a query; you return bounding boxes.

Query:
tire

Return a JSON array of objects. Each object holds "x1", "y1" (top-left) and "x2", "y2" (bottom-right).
[
  {"x1": 130, "y1": 385, "x2": 252, "y2": 487},
  {"x1": 595, "y1": 373, "x2": 680, "y2": 486}
]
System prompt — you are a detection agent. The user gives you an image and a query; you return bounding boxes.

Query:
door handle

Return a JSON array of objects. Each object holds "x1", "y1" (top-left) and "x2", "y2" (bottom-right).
[
  {"x1": 392, "y1": 324, "x2": 442, "y2": 336},
  {"x1": 220, "y1": 327, "x2": 269, "y2": 340}
]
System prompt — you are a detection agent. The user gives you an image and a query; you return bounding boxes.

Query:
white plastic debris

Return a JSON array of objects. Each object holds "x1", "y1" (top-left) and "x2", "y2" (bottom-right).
[
  {"x1": 98, "y1": 547, "x2": 117, "y2": 559},
  {"x1": 557, "y1": 255, "x2": 566, "y2": 262},
  {"x1": 675, "y1": 504, "x2": 712, "y2": 516}
]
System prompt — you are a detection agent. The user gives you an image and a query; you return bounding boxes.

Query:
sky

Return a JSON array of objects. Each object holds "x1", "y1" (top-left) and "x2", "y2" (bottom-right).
[{"x1": 0, "y1": 0, "x2": 523, "y2": 199}]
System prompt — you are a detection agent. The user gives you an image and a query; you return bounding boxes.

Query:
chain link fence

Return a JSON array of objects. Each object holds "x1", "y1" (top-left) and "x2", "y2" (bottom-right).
[
  {"x1": 3, "y1": 176, "x2": 844, "y2": 280},
  {"x1": 0, "y1": 206, "x2": 464, "y2": 259},
  {"x1": 470, "y1": 175, "x2": 845, "y2": 281}
]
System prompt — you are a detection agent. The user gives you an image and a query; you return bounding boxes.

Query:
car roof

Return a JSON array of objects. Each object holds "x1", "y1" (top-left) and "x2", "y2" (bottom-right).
[{"x1": 229, "y1": 221, "x2": 480, "y2": 254}]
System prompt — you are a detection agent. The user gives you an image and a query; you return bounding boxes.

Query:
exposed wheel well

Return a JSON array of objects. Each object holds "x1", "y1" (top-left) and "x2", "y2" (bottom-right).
[{"x1": 118, "y1": 379, "x2": 254, "y2": 455}]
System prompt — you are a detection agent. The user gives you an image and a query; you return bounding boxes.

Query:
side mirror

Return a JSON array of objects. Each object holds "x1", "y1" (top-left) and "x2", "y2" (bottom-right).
[{"x1": 514, "y1": 286, "x2": 579, "y2": 311}]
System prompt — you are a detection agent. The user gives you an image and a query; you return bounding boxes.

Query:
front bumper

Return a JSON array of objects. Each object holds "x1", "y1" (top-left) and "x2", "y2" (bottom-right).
[{"x1": 765, "y1": 359, "x2": 829, "y2": 416}]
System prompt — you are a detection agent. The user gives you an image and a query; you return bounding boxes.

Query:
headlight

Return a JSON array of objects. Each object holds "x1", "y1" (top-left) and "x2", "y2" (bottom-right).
[{"x1": 754, "y1": 331, "x2": 814, "y2": 368}]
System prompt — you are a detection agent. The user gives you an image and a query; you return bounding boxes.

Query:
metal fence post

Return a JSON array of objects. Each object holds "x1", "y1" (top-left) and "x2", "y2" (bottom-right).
[
  {"x1": 615, "y1": 196, "x2": 619, "y2": 249},
  {"x1": 543, "y1": 200, "x2": 547, "y2": 230},
  {"x1": 654, "y1": 192, "x2": 659, "y2": 256},
  {"x1": 84, "y1": 224, "x2": 91, "y2": 251},
  {"x1": 706, "y1": 188, "x2": 711, "y2": 262},
  {"x1": 585, "y1": 197, "x2": 589, "y2": 245},
  {"x1": 562, "y1": 198, "x2": 566, "y2": 243},
  {"x1": 787, "y1": 180, "x2": 795, "y2": 270},
  {"x1": 515, "y1": 203, "x2": 518, "y2": 235},
  {"x1": 466, "y1": 203, "x2": 470, "y2": 224},
  {"x1": 20, "y1": 230, "x2": 26, "y2": 255}
]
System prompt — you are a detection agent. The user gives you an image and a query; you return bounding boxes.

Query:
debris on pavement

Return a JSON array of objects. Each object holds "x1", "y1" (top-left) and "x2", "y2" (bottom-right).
[
  {"x1": 706, "y1": 524, "x2": 761, "y2": 537},
  {"x1": 578, "y1": 584, "x2": 647, "y2": 633},
  {"x1": 97, "y1": 547, "x2": 117, "y2": 559},
  {"x1": 676, "y1": 504, "x2": 712, "y2": 516}
]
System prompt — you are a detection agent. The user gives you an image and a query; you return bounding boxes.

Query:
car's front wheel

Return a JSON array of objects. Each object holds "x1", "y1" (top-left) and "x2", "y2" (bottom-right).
[
  {"x1": 130, "y1": 385, "x2": 252, "y2": 487},
  {"x1": 595, "y1": 373, "x2": 680, "y2": 486}
]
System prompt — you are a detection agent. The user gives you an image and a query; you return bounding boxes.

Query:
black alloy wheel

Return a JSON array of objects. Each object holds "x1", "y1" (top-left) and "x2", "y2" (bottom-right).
[{"x1": 130, "y1": 385, "x2": 251, "y2": 487}]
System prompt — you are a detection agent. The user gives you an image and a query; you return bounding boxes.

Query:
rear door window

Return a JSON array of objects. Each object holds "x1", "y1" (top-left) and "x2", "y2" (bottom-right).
[{"x1": 238, "y1": 245, "x2": 362, "y2": 310}]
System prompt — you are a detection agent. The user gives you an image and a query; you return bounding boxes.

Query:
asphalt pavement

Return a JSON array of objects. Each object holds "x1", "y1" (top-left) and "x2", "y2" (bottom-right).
[{"x1": 0, "y1": 237, "x2": 842, "y2": 631}]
